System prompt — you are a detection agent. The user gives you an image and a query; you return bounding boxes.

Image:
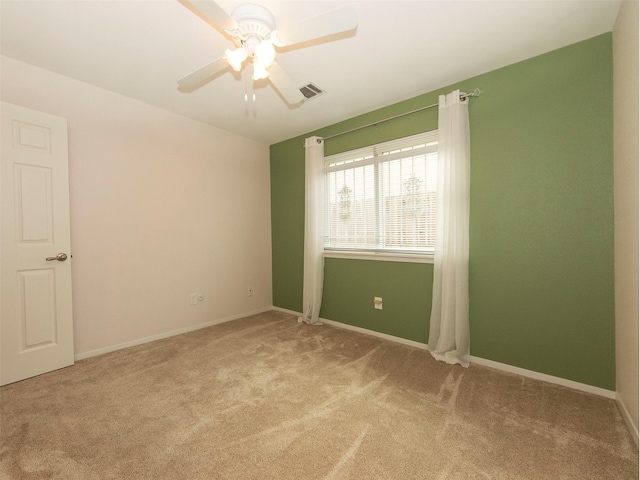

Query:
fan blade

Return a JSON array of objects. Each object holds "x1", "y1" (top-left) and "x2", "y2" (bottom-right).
[
  {"x1": 272, "y1": 5, "x2": 357, "y2": 47},
  {"x1": 180, "y1": 0, "x2": 237, "y2": 31},
  {"x1": 177, "y1": 56, "x2": 230, "y2": 89},
  {"x1": 268, "y1": 63, "x2": 305, "y2": 105}
]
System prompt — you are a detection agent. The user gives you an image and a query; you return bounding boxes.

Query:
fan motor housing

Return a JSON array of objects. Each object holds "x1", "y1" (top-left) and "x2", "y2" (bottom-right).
[{"x1": 230, "y1": 4, "x2": 275, "y2": 40}]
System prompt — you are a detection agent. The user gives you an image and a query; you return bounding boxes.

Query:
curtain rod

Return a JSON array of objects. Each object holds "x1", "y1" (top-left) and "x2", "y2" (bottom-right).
[{"x1": 316, "y1": 88, "x2": 481, "y2": 144}]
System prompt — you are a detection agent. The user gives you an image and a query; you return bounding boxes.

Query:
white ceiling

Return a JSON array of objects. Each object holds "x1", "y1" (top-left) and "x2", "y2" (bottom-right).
[{"x1": 1, "y1": 0, "x2": 622, "y2": 144}]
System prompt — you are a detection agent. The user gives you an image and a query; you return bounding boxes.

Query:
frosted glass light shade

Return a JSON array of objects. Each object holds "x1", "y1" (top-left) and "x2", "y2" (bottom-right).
[
  {"x1": 252, "y1": 62, "x2": 269, "y2": 80},
  {"x1": 225, "y1": 47, "x2": 248, "y2": 71},
  {"x1": 254, "y1": 40, "x2": 276, "y2": 68}
]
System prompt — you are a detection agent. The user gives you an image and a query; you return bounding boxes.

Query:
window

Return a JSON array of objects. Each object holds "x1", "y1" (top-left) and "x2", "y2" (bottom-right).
[{"x1": 324, "y1": 131, "x2": 438, "y2": 258}]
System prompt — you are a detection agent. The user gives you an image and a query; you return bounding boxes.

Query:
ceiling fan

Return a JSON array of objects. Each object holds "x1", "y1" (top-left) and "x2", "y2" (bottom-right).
[{"x1": 177, "y1": 0, "x2": 358, "y2": 104}]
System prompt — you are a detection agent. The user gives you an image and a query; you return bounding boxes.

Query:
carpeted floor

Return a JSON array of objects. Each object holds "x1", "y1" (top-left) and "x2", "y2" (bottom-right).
[{"x1": 0, "y1": 310, "x2": 637, "y2": 479}]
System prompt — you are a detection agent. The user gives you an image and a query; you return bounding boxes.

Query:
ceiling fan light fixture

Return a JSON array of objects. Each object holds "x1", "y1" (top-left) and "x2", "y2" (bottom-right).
[
  {"x1": 252, "y1": 61, "x2": 269, "y2": 81},
  {"x1": 254, "y1": 40, "x2": 276, "y2": 68},
  {"x1": 178, "y1": 1, "x2": 359, "y2": 105},
  {"x1": 225, "y1": 47, "x2": 248, "y2": 71}
]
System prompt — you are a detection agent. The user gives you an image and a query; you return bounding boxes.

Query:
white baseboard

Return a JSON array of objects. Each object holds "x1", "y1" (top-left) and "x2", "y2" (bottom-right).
[
  {"x1": 271, "y1": 306, "x2": 305, "y2": 318},
  {"x1": 271, "y1": 308, "x2": 618, "y2": 401},
  {"x1": 616, "y1": 393, "x2": 640, "y2": 446},
  {"x1": 321, "y1": 317, "x2": 430, "y2": 351},
  {"x1": 272, "y1": 307, "x2": 430, "y2": 351},
  {"x1": 74, "y1": 307, "x2": 272, "y2": 361},
  {"x1": 469, "y1": 356, "x2": 616, "y2": 399}
]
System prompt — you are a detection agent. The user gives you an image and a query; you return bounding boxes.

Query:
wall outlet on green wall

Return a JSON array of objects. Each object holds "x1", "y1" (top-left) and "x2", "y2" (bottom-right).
[{"x1": 374, "y1": 297, "x2": 382, "y2": 310}]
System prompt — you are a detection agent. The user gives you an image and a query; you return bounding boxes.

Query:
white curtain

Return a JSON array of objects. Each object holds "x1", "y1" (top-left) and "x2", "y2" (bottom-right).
[
  {"x1": 299, "y1": 136, "x2": 325, "y2": 325},
  {"x1": 427, "y1": 90, "x2": 471, "y2": 367}
]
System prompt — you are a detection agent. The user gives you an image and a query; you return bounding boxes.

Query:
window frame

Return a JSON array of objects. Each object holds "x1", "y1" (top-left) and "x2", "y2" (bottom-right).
[{"x1": 323, "y1": 131, "x2": 438, "y2": 263}]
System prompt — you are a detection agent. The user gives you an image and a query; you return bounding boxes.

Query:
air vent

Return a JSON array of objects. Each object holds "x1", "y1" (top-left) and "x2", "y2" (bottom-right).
[{"x1": 299, "y1": 83, "x2": 325, "y2": 100}]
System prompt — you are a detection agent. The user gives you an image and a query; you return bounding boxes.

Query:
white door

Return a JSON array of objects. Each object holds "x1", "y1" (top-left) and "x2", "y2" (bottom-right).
[{"x1": 1, "y1": 102, "x2": 74, "y2": 386}]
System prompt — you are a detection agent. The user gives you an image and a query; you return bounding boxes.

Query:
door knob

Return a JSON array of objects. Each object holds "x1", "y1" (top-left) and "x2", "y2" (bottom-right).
[{"x1": 46, "y1": 253, "x2": 68, "y2": 262}]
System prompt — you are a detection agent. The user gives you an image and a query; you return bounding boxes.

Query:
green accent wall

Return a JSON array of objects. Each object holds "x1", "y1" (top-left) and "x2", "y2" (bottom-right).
[{"x1": 270, "y1": 34, "x2": 615, "y2": 390}]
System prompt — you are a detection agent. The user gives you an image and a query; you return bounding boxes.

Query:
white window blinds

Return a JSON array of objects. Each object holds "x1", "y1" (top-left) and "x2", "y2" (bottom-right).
[{"x1": 324, "y1": 131, "x2": 438, "y2": 254}]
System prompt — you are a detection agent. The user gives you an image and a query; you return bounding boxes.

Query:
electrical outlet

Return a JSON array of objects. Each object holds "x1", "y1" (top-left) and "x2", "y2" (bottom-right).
[
  {"x1": 248, "y1": 287, "x2": 253, "y2": 297},
  {"x1": 374, "y1": 297, "x2": 383, "y2": 310},
  {"x1": 190, "y1": 293, "x2": 198, "y2": 306}
]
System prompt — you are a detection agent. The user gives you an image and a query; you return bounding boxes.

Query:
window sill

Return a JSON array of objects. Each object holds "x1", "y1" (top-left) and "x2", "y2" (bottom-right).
[{"x1": 323, "y1": 250, "x2": 434, "y2": 264}]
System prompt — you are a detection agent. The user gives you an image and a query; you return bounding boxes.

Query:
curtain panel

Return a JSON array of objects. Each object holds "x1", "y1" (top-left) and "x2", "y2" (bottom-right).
[
  {"x1": 427, "y1": 90, "x2": 471, "y2": 367},
  {"x1": 299, "y1": 136, "x2": 325, "y2": 325}
]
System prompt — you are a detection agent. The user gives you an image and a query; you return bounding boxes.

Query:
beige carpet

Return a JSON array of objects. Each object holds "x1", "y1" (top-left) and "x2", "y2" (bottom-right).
[{"x1": 0, "y1": 310, "x2": 637, "y2": 479}]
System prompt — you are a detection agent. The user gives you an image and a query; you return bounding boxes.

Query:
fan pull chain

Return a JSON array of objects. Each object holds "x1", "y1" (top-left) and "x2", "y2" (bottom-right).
[{"x1": 244, "y1": 66, "x2": 256, "y2": 102}]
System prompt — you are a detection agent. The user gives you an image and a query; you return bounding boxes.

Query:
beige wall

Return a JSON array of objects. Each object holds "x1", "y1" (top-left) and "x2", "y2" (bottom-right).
[
  {"x1": 613, "y1": 0, "x2": 639, "y2": 441},
  {"x1": 1, "y1": 57, "x2": 273, "y2": 357}
]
